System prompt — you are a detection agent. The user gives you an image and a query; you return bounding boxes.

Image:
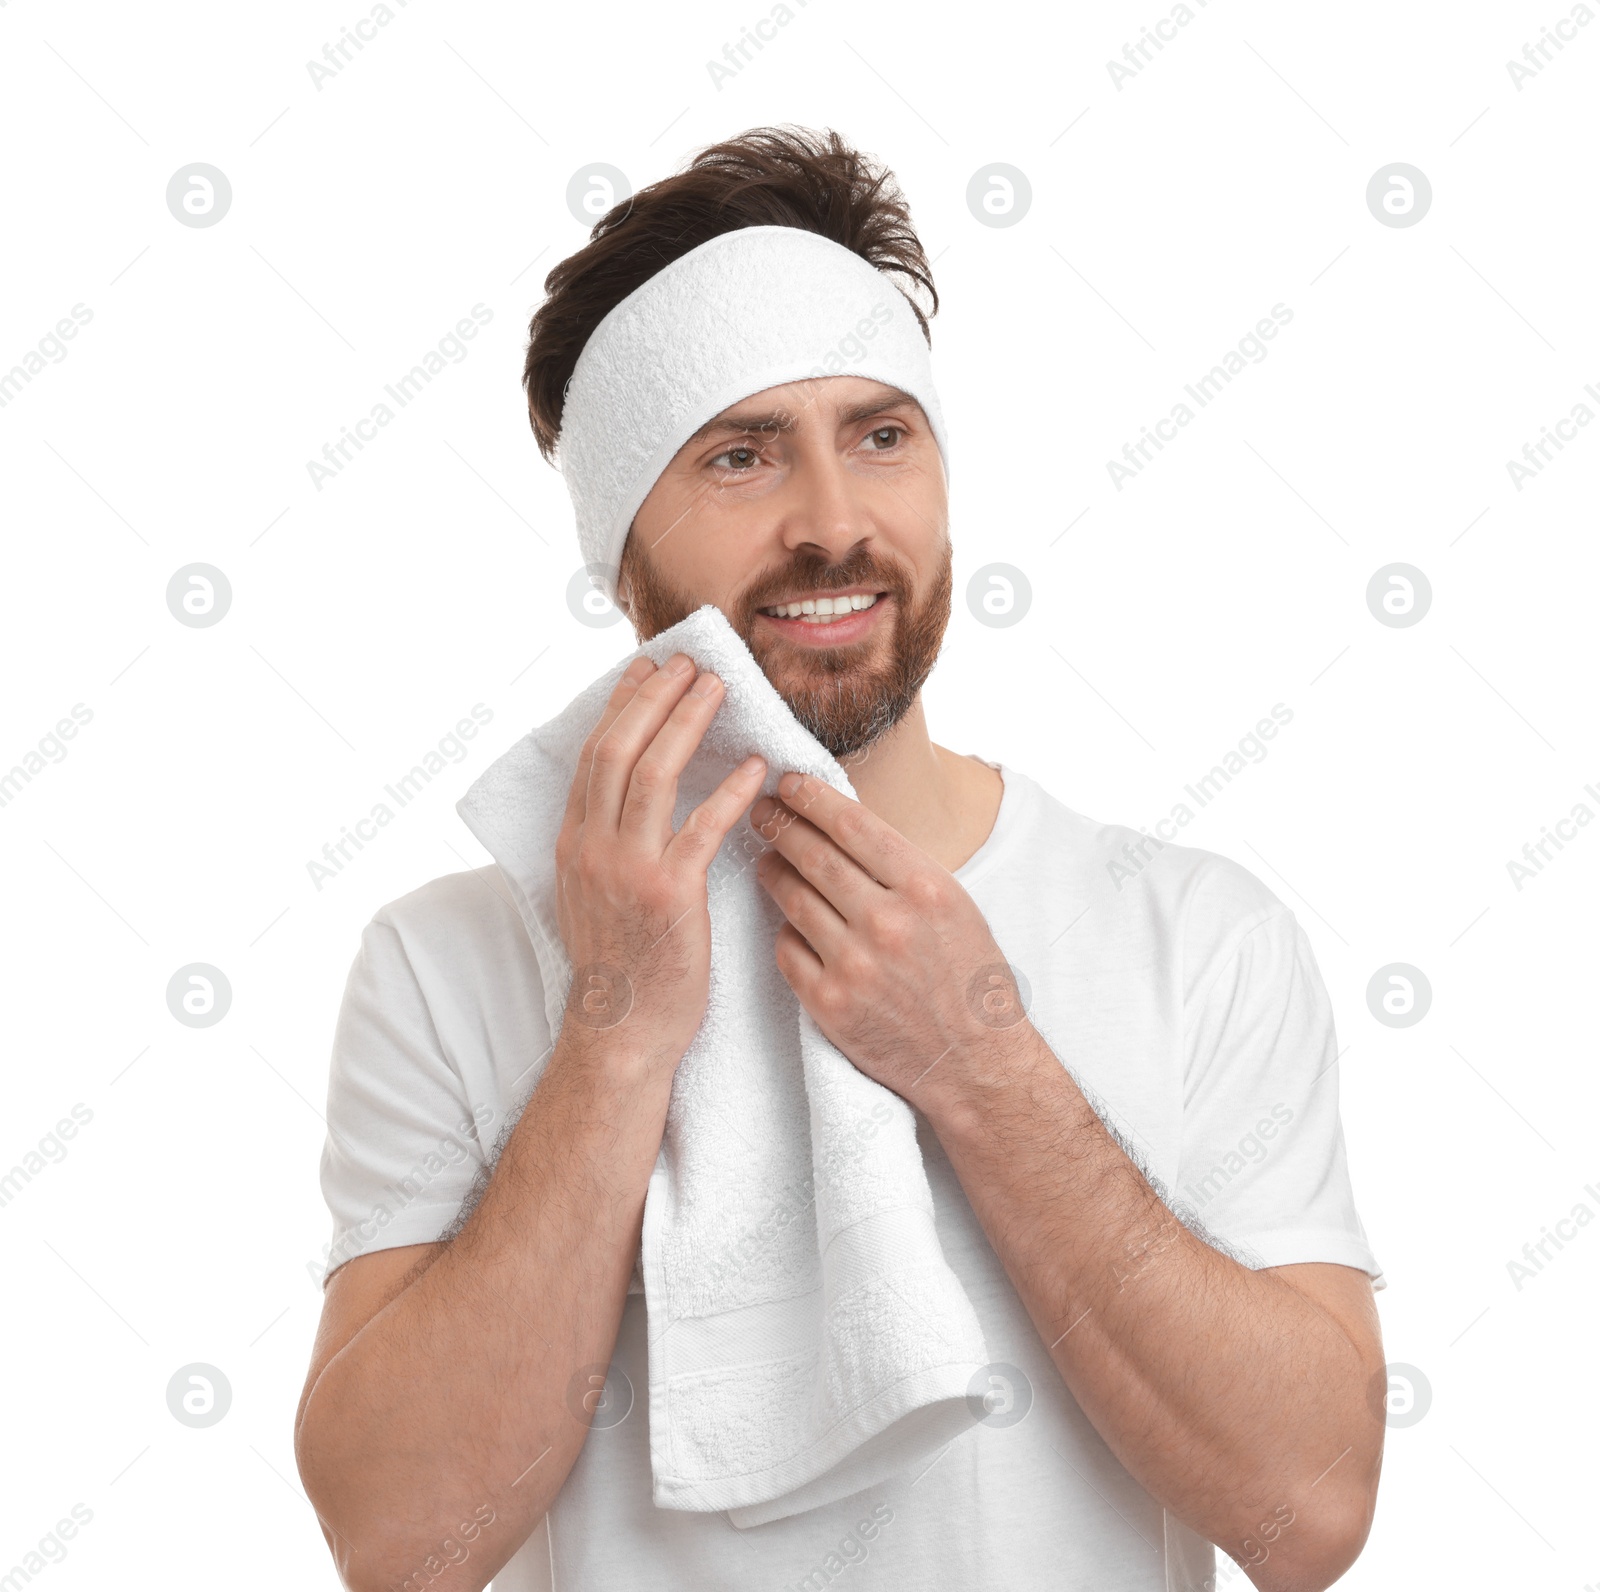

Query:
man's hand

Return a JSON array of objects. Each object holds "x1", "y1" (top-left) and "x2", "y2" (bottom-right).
[
  {"x1": 555, "y1": 652, "x2": 767, "y2": 1074},
  {"x1": 752, "y1": 773, "x2": 1383, "y2": 1592},
  {"x1": 294, "y1": 657, "x2": 771, "y2": 1592},
  {"x1": 749, "y1": 770, "x2": 1024, "y2": 1108}
]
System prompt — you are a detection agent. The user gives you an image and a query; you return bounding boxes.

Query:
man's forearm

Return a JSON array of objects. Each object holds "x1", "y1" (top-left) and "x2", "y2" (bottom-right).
[
  {"x1": 296, "y1": 1029, "x2": 671, "y2": 1592},
  {"x1": 921, "y1": 1024, "x2": 1381, "y2": 1592}
]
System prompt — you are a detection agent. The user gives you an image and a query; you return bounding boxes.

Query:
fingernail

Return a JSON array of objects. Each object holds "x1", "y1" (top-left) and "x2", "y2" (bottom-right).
[{"x1": 690, "y1": 671, "x2": 723, "y2": 698}]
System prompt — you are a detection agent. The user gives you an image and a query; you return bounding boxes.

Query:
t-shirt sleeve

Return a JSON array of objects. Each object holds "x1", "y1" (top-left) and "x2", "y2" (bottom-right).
[
  {"x1": 316, "y1": 909, "x2": 489, "y2": 1288},
  {"x1": 1174, "y1": 898, "x2": 1384, "y2": 1290}
]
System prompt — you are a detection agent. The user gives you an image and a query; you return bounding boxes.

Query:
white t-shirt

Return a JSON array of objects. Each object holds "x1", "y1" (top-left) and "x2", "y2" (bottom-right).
[{"x1": 318, "y1": 759, "x2": 1382, "y2": 1592}]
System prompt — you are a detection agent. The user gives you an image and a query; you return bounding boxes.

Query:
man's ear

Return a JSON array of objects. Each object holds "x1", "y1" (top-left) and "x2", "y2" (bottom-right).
[{"x1": 613, "y1": 540, "x2": 637, "y2": 619}]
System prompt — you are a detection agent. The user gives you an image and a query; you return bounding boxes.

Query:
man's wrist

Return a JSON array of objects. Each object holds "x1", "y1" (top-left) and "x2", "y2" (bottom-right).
[
  {"x1": 912, "y1": 1019, "x2": 1055, "y2": 1149},
  {"x1": 552, "y1": 1015, "x2": 684, "y2": 1099}
]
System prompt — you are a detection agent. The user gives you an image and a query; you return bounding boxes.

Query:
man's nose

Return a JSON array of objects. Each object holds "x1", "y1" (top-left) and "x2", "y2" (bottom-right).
[{"x1": 776, "y1": 446, "x2": 878, "y2": 559}]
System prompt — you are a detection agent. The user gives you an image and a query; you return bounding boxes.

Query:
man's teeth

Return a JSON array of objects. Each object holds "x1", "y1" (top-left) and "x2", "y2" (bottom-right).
[{"x1": 760, "y1": 592, "x2": 880, "y2": 624}]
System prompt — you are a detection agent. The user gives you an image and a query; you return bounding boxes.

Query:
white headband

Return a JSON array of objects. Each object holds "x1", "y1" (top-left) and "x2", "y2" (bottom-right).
[{"x1": 555, "y1": 224, "x2": 950, "y2": 603}]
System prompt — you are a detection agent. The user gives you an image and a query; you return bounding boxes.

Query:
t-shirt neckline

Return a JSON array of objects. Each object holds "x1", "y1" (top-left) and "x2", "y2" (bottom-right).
[{"x1": 952, "y1": 758, "x2": 1020, "y2": 888}]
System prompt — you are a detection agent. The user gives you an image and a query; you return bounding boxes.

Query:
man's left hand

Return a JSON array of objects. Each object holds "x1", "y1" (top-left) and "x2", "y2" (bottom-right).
[{"x1": 749, "y1": 771, "x2": 1028, "y2": 1109}]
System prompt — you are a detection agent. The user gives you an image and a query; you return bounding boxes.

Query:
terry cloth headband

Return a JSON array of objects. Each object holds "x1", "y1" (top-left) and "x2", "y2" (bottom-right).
[{"x1": 555, "y1": 224, "x2": 951, "y2": 604}]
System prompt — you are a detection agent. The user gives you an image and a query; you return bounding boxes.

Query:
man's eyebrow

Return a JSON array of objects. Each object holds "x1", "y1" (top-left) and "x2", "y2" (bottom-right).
[{"x1": 685, "y1": 389, "x2": 920, "y2": 446}]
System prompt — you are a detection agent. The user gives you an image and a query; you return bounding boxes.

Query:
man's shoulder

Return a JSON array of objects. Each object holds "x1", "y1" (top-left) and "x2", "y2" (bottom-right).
[
  {"x1": 367, "y1": 864, "x2": 535, "y2": 972},
  {"x1": 1007, "y1": 763, "x2": 1289, "y2": 952}
]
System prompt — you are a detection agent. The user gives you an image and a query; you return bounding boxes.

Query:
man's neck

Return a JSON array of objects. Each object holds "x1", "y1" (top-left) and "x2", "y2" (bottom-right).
[{"x1": 839, "y1": 698, "x2": 1004, "y2": 875}]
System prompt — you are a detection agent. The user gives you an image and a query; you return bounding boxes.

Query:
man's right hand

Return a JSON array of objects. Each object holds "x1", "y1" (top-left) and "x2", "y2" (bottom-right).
[
  {"x1": 553, "y1": 650, "x2": 766, "y2": 1074},
  {"x1": 295, "y1": 650, "x2": 767, "y2": 1592}
]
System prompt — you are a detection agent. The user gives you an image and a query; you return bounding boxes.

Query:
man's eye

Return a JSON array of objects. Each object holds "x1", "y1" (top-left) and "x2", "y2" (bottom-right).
[
  {"x1": 712, "y1": 445, "x2": 761, "y2": 471},
  {"x1": 865, "y1": 426, "x2": 904, "y2": 449}
]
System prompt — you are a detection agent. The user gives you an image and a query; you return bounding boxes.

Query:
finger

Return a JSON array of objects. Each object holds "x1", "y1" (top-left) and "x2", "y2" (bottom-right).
[
  {"x1": 756, "y1": 850, "x2": 847, "y2": 962},
  {"x1": 767, "y1": 772, "x2": 921, "y2": 890},
  {"x1": 616, "y1": 669, "x2": 730, "y2": 847},
  {"x1": 662, "y1": 751, "x2": 769, "y2": 876},
  {"x1": 565, "y1": 655, "x2": 658, "y2": 833},
  {"x1": 752, "y1": 799, "x2": 882, "y2": 921},
  {"x1": 773, "y1": 919, "x2": 825, "y2": 995},
  {"x1": 585, "y1": 654, "x2": 701, "y2": 833}
]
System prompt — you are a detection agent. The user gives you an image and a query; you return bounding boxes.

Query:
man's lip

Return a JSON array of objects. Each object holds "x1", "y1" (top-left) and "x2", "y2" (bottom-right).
[
  {"x1": 752, "y1": 593, "x2": 891, "y2": 643},
  {"x1": 755, "y1": 586, "x2": 889, "y2": 613}
]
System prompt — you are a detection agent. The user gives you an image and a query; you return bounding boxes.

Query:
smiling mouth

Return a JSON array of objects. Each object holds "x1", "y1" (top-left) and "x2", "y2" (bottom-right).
[{"x1": 756, "y1": 590, "x2": 887, "y2": 626}]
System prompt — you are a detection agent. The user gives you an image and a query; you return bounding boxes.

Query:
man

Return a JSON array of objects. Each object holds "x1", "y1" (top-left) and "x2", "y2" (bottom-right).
[{"x1": 295, "y1": 126, "x2": 1386, "y2": 1592}]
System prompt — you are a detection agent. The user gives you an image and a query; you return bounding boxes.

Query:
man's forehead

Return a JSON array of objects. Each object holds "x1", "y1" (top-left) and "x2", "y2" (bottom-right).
[{"x1": 686, "y1": 378, "x2": 921, "y2": 444}]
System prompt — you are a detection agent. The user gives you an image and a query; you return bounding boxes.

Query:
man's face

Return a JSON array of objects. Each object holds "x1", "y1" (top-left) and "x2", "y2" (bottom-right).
[{"x1": 617, "y1": 375, "x2": 953, "y2": 760}]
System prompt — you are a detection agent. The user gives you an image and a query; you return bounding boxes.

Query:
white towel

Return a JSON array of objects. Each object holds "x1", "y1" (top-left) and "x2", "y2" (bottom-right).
[{"x1": 457, "y1": 602, "x2": 990, "y2": 1526}]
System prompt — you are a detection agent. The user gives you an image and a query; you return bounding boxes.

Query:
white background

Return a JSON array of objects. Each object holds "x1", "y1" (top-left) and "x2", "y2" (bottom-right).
[{"x1": 1, "y1": 0, "x2": 1596, "y2": 1586}]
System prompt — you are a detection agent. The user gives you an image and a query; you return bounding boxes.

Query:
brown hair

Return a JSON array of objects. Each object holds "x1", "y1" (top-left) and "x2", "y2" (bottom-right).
[{"x1": 522, "y1": 125, "x2": 939, "y2": 464}]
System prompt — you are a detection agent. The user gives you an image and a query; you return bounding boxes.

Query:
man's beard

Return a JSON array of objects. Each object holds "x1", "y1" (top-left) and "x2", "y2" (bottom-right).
[{"x1": 615, "y1": 537, "x2": 953, "y2": 760}]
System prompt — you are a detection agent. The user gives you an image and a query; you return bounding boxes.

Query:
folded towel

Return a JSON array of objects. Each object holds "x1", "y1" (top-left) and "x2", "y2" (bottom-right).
[{"x1": 456, "y1": 602, "x2": 990, "y2": 1526}]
